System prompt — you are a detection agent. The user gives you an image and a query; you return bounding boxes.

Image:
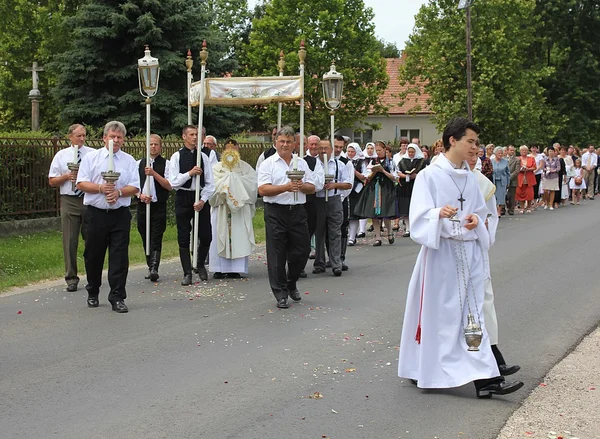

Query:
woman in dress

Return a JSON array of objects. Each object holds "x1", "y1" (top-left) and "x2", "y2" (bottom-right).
[
  {"x1": 558, "y1": 146, "x2": 570, "y2": 206},
  {"x1": 364, "y1": 142, "x2": 376, "y2": 159},
  {"x1": 491, "y1": 146, "x2": 510, "y2": 217},
  {"x1": 479, "y1": 147, "x2": 494, "y2": 181},
  {"x1": 569, "y1": 159, "x2": 586, "y2": 205},
  {"x1": 353, "y1": 141, "x2": 398, "y2": 246},
  {"x1": 542, "y1": 146, "x2": 560, "y2": 211},
  {"x1": 346, "y1": 143, "x2": 367, "y2": 246},
  {"x1": 515, "y1": 145, "x2": 536, "y2": 213},
  {"x1": 396, "y1": 144, "x2": 425, "y2": 237}
]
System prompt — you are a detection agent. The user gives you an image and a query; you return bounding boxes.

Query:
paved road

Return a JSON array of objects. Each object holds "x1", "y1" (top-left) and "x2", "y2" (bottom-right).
[{"x1": 2, "y1": 202, "x2": 600, "y2": 439}]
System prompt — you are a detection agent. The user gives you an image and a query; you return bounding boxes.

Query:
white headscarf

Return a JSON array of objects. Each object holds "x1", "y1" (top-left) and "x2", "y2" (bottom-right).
[
  {"x1": 346, "y1": 142, "x2": 365, "y2": 160},
  {"x1": 405, "y1": 143, "x2": 424, "y2": 160},
  {"x1": 364, "y1": 142, "x2": 376, "y2": 158}
]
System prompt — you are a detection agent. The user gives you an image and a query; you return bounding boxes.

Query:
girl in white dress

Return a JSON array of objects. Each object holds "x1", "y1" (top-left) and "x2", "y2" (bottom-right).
[{"x1": 569, "y1": 159, "x2": 586, "y2": 205}]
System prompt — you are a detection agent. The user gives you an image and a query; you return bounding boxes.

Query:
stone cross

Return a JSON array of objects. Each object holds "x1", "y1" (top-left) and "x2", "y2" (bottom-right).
[
  {"x1": 26, "y1": 62, "x2": 44, "y2": 131},
  {"x1": 26, "y1": 61, "x2": 44, "y2": 91}
]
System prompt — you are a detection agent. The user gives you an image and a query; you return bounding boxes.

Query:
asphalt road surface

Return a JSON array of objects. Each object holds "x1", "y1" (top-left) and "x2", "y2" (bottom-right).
[{"x1": 2, "y1": 202, "x2": 600, "y2": 439}]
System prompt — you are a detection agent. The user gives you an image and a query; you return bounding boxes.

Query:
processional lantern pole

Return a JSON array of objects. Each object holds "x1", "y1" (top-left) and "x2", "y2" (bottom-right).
[
  {"x1": 137, "y1": 45, "x2": 160, "y2": 256},
  {"x1": 277, "y1": 50, "x2": 286, "y2": 131},
  {"x1": 192, "y1": 40, "x2": 208, "y2": 271},
  {"x1": 298, "y1": 41, "x2": 306, "y2": 159},
  {"x1": 458, "y1": 0, "x2": 474, "y2": 120},
  {"x1": 186, "y1": 49, "x2": 194, "y2": 125}
]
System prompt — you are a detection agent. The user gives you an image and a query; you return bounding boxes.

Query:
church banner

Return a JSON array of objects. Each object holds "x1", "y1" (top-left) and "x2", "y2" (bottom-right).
[{"x1": 190, "y1": 76, "x2": 303, "y2": 106}]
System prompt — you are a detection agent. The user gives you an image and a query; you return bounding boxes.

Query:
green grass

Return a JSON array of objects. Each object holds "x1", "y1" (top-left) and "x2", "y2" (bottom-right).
[{"x1": 0, "y1": 208, "x2": 265, "y2": 292}]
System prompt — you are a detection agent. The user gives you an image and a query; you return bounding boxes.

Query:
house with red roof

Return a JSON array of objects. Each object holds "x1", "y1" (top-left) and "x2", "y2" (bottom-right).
[{"x1": 340, "y1": 57, "x2": 441, "y2": 148}]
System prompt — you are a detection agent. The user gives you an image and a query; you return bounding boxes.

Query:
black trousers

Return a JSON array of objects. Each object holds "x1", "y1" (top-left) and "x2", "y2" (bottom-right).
[
  {"x1": 340, "y1": 197, "x2": 349, "y2": 262},
  {"x1": 175, "y1": 191, "x2": 212, "y2": 250},
  {"x1": 84, "y1": 206, "x2": 131, "y2": 302},
  {"x1": 137, "y1": 201, "x2": 167, "y2": 253},
  {"x1": 264, "y1": 203, "x2": 310, "y2": 300}
]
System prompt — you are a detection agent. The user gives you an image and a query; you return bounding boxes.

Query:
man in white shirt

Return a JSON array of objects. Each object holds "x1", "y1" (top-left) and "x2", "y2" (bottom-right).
[
  {"x1": 313, "y1": 139, "x2": 352, "y2": 276},
  {"x1": 333, "y1": 135, "x2": 354, "y2": 271},
  {"x1": 581, "y1": 144, "x2": 598, "y2": 199},
  {"x1": 202, "y1": 135, "x2": 220, "y2": 165},
  {"x1": 136, "y1": 134, "x2": 172, "y2": 282},
  {"x1": 301, "y1": 135, "x2": 324, "y2": 277},
  {"x1": 258, "y1": 126, "x2": 317, "y2": 309},
  {"x1": 168, "y1": 125, "x2": 215, "y2": 286},
  {"x1": 76, "y1": 121, "x2": 140, "y2": 313},
  {"x1": 48, "y1": 124, "x2": 94, "y2": 292}
]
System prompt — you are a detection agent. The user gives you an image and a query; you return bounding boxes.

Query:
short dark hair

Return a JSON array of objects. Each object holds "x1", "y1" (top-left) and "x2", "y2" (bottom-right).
[
  {"x1": 182, "y1": 124, "x2": 197, "y2": 135},
  {"x1": 334, "y1": 134, "x2": 345, "y2": 143},
  {"x1": 442, "y1": 117, "x2": 480, "y2": 151}
]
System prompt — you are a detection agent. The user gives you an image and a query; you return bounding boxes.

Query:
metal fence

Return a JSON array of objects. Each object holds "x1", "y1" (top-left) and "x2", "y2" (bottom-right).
[{"x1": 0, "y1": 137, "x2": 270, "y2": 221}]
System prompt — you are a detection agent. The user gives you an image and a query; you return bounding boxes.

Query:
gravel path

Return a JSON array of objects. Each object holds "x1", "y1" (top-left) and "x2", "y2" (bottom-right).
[{"x1": 497, "y1": 325, "x2": 600, "y2": 439}]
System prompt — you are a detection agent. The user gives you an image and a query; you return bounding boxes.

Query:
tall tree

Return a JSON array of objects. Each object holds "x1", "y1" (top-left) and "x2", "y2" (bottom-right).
[
  {"x1": 400, "y1": 0, "x2": 562, "y2": 145},
  {"x1": 51, "y1": 0, "x2": 250, "y2": 137},
  {"x1": 535, "y1": 0, "x2": 600, "y2": 147},
  {"x1": 241, "y1": 0, "x2": 389, "y2": 136}
]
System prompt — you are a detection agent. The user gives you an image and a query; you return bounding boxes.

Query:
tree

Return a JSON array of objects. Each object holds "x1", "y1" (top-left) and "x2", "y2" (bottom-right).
[
  {"x1": 51, "y1": 0, "x2": 251, "y2": 138},
  {"x1": 375, "y1": 39, "x2": 401, "y2": 58},
  {"x1": 240, "y1": 0, "x2": 389, "y2": 136},
  {"x1": 400, "y1": 0, "x2": 562, "y2": 145},
  {"x1": 535, "y1": 0, "x2": 600, "y2": 147}
]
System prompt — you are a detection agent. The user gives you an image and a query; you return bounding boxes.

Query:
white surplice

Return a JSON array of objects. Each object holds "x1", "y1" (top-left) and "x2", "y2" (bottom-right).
[
  {"x1": 474, "y1": 169, "x2": 499, "y2": 345},
  {"x1": 398, "y1": 154, "x2": 499, "y2": 388},
  {"x1": 208, "y1": 159, "x2": 257, "y2": 274}
]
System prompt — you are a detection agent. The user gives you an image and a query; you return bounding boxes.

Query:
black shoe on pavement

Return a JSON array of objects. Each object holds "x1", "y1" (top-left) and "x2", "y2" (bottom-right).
[
  {"x1": 196, "y1": 265, "x2": 208, "y2": 281},
  {"x1": 333, "y1": 268, "x2": 342, "y2": 277},
  {"x1": 312, "y1": 268, "x2": 325, "y2": 274},
  {"x1": 111, "y1": 300, "x2": 129, "y2": 313},
  {"x1": 341, "y1": 263, "x2": 348, "y2": 271},
  {"x1": 289, "y1": 289, "x2": 302, "y2": 302},
  {"x1": 476, "y1": 380, "x2": 524, "y2": 398},
  {"x1": 226, "y1": 273, "x2": 241, "y2": 279},
  {"x1": 299, "y1": 269, "x2": 307, "y2": 278},
  {"x1": 87, "y1": 297, "x2": 99, "y2": 308},
  {"x1": 277, "y1": 298, "x2": 289, "y2": 309},
  {"x1": 499, "y1": 364, "x2": 521, "y2": 376},
  {"x1": 67, "y1": 284, "x2": 78, "y2": 292},
  {"x1": 213, "y1": 272, "x2": 225, "y2": 279},
  {"x1": 181, "y1": 274, "x2": 193, "y2": 286},
  {"x1": 356, "y1": 232, "x2": 366, "y2": 238},
  {"x1": 325, "y1": 260, "x2": 331, "y2": 268}
]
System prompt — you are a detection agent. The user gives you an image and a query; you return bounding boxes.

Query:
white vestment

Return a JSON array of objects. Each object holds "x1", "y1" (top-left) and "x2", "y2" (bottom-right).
[
  {"x1": 208, "y1": 160, "x2": 257, "y2": 274},
  {"x1": 398, "y1": 154, "x2": 499, "y2": 388},
  {"x1": 474, "y1": 169, "x2": 499, "y2": 345}
]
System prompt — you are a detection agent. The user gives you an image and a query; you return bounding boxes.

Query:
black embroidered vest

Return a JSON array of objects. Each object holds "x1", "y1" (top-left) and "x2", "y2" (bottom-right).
[
  {"x1": 179, "y1": 147, "x2": 205, "y2": 189},
  {"x1": 138, "y1": 155, "x2": 169, "y2": 203}
]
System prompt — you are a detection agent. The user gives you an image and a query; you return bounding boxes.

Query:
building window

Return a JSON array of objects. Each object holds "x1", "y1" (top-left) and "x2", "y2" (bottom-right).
[
  {"x1": 400, "y1": 129, "x2": 420, "y2": 142},
  {"x1": 353, "y1": 129, "x2": 373, "y2": 145}
]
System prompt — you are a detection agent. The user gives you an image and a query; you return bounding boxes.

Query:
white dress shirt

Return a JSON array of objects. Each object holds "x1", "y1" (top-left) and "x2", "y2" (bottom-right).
[
  {"x1": 325, "y1": 156, "x2": 354, "y2": 200},
  {"x1": 257, "y1": 152, "x2": 317, "y2": 205},
  {"x1": 76, "y1": 147, "x2": 140, "y2": 209},
  {"x1": 48, "y1": 145, "x2": 95, "y2": 195},
  {"x1": 168, "y1": 149, "x2": 215, "y2": 203},
  {"x1": 137, "y1": 158, "x2": 170, "y2": 202},
  {"x1": 581, "y1": 151, "x2": 598, "y2": 169}
]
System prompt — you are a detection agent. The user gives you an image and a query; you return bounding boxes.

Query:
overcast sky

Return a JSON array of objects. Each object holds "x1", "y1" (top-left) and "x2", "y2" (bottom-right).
[{"x1": 246, "y1": 0, "x2": 429, "y2": 51}]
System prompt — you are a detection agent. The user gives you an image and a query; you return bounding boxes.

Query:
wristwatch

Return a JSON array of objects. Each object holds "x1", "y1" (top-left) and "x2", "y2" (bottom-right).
[{"x1": 118, "y1": 189, "x2": 123, "y2": 198}]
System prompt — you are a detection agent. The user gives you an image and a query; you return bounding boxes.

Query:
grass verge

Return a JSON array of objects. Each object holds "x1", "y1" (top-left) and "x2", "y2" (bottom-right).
[{"x1": 0, "y1": 208, "x2": 265, "y2": 292}]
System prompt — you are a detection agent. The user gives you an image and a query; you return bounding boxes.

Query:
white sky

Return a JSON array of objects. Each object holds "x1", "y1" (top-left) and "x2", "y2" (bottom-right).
[{"x1": 246, "y1": 0, "x2": 429, "y2": 51}]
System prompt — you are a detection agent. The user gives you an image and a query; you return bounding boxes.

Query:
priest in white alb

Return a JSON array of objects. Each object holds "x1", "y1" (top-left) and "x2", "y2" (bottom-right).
[
  {"x1": 206, "y1": 139, "x2": 257, "y2": 279},
  {"x1": 398, "y1": 118, "x2": 523, "y2": 398}
]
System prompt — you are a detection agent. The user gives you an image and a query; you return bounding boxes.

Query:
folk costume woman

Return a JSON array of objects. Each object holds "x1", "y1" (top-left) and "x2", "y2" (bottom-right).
[
  {"x1": 396, "y1": 143, "x2": 425, "y2": 238},
  {"x1": 353, "y1": 141, "x2": 397, "y2": 246},
  {"x1": 346, "y1": 143, "x2": 368, "y2": 246}
]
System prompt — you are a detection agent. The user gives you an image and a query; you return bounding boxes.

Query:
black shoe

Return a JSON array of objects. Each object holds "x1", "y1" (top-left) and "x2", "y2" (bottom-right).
[
  {"x1": 388, "y1": 235, "x2": 395, "y2": 244},
  {"x1": 111, "y1": 300, "x2": 129, "y2": 313},
  {"x1": 299, "y1": 269, "x2": 307, "y2": 278},
  {"x1": 225, "y1": 273, "x2": 241, "y2": 279},
  {"x1": 499, "y1": 364, "x2": 521, "y2": 376},
  {"x1": 373, "y1": 240, "x2": 382, "y2": 247},
  {"x1": 356, "y1": 232, "x2": 366, "y2": 238},
  {"x1": 367, "y1": 225, "x2": 374, "y2": 232},
  {"x1": 347, "y1": 240, "x2": 355, "y2": 246},
  {"x1": 325, "y1": 260, "x2": 331, "y2": 268},
  {"x1": 476, "y1": 380, "x2": 524, "y2": 398},
  {"x1": 149, "y1": 270, "x2": 159, "y2": 282},
  {"x1": 402, "y1": 231, "x2": 410, "y2": 238},
  {"x1": 213, "y1": 272, "x2": 224, "y2": 279},
  {"x1": 312, "y1": 268, "x2": 325, "y2": 274},
  {"x1": 149, "y1": 250, "x2": 160, "y2": 281},
  {"x1": 196, "y1": 265, "x2": 208, "y2": 281},
  {"x1": 289, "y1": 290, "x2": 301, "y2": 302},
  {"x1": 333, "y1": 268, "x2": 342, "y2": 277},
  {"x1": 410, "y1": 379, "x2": 418, "y2": 386},
  {"x1": 341, "y1": 263, "x2": 348, "y2": 271},
  {"x1": 181, "y1": 274, "x2": 193, "y2": 286},
  {"x1": 67, "y1": 284, "x2": 78, "y2": 292},
  {"x1": 277, "y1": 298, "x2": 289, "y2": 309},
  {"x1": 87, "y1": 297, "x2": 99, "y2": 308}
]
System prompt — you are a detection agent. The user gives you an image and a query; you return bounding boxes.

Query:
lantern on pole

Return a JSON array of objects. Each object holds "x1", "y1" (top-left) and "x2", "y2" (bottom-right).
[{"x1": 137, "y1": 45, "x2": 160, "y2": 259}]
